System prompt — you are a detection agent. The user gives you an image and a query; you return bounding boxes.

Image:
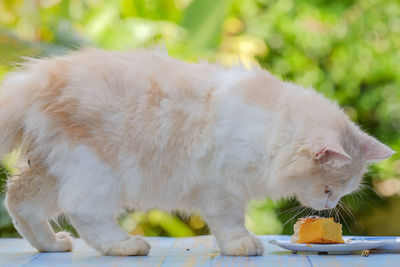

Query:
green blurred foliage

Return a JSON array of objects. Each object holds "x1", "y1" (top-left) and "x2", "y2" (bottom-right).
[
  {"x1": 0, "y1": 0, "x2": 399, "y2": 237},
  {"x1": 0, "y1": 152, "x2": 20, "y2": 237}
]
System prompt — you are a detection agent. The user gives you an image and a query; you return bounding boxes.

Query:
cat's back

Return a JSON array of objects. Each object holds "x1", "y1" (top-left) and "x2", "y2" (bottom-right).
[
  {"x1": 49, "y1": 48, "x2": 216, "y2": 102},
  {"x1": 15, "y1": 48, "x2": 219, "y2": 169}
]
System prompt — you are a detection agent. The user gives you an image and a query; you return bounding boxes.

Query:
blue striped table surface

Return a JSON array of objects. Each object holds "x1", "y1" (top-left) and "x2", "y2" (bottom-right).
[{"x1": 1, "y1": 235, "x2": 399, "y2": 267}]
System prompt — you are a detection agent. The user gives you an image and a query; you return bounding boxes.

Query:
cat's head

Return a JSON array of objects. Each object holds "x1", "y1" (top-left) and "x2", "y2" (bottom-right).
[
  {"x1": 274, "y1": 86, "x2": 394, "y2": 211},
  {"x1": 292, "y1": 129, "x2": 393, "y2": 210}
]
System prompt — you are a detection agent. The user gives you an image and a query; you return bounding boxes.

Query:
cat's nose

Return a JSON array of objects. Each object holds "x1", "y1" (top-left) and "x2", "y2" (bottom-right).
[
  {"x1": 325, "y1": 203, "x2": 335, "y2": 209},
  {"x1": 325, "y1": 199, "x2": 339, "y2": 209}
]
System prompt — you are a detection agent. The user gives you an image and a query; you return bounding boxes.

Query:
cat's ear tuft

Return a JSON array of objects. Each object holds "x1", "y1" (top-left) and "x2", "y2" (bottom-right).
[
  {"x1": 360, "y1": 134, "x2": 394, "y2": 162},
  {"x1": 315, "y1": 143, "x2": 352, "y2": 163}
]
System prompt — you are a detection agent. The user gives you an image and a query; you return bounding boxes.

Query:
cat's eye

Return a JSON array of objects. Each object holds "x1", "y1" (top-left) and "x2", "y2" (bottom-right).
[{"x1": 324, "y1": 186, "x2": 332, "y2": 196}]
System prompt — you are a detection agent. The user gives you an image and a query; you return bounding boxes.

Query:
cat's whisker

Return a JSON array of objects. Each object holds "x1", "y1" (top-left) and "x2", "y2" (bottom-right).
[
  {"x1": 359, "y1": 182, "x2": 374, "y2": 190},
  {"x1": 346, "y1": 195, "x2": 358, "y2": 210},
  {"x1": 282, "y1": 206, "x2": 307, "y2": 227},
  {"x1": 276, "y1": 204, "x2": 302, "y2": 216},
  {"x1": 328, "y1": 208, "x2": 333, "y2": 218},
  {"x1": 336, "y1": 206, "x2": 352, "y2": 234},
  {"x1": 343, "y1": 203, "x2": 354, "y2": 214},
  {"x1": 358, "y1": 189, "x2": 369, "y2": 199},
  {"x1": 309, "y1": 207, "x2": 316, "y2": 216},
  {"x1": 336, "y1": 208, "x2": 341, "y2": 224},
  {"x1": 339, "y1": 201, "x2": 357, "y2": 229},
  {"x1": 333, "y1": 208, "x2": 340, "y2": 223},
  {"x1": 305, "y1": 208, "x2": 314, "y2": 218},
  {"x1": 276, "y1": 206, "x2": 304, "y2": 220},
  {"x1": 351, "y1": 191, "x2": 364, "y2": 209},
  {"x1": 359, "y1": 183, "x2": 383, "y2": 199}
]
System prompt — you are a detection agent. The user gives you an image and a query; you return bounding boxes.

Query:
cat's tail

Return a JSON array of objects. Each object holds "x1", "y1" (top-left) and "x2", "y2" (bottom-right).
[{"x1": 0, "y1": 71, "x2": 32, "y2": 157}]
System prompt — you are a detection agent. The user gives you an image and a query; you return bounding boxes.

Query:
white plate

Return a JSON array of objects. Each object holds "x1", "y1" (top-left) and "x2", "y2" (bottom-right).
[
  {"x1": 346, "y1": 237, "x2": 400, "y2": 251},
  {"x1": 268, "y1": 237, "x2": 386, "y2": 253}
]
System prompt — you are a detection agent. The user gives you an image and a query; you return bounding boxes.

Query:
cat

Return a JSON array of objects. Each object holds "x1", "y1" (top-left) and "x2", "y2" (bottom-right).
[{"x1": 0, "y1": 48, "x2": 393, "y2": 256}]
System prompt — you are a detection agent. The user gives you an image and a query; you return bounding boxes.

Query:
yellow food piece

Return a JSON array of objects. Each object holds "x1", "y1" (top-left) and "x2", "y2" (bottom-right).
[
  {"x1": 292, "y1": 217, "x2": 344, "y2": 244},
  {"x1": 361, "y1": 250, "x2": 370, "y2": 257}
]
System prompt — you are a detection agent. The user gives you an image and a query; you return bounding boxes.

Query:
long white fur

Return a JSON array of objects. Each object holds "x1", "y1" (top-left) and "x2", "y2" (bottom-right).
[{"x1": 0, "y1": 48, "x2": 393, "y2": 256}]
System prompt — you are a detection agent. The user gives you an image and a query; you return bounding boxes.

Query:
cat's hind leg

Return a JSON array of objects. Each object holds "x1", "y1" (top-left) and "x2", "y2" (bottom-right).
[
  {"x1": 59, "y1": 159, "x2": 150, "y2": 256},
  {"x1": 64, "y1": 185, "x2": 150, "y2": 256},
  {"x1": 50, "y1": 143, "x2": 151, "y2": 256},
  {"x1": 5, "y1": 164, "x2": 73, "y2": 252},
  {"x1": 68, "y1": 212, "x2": 150, "y2": 256}
]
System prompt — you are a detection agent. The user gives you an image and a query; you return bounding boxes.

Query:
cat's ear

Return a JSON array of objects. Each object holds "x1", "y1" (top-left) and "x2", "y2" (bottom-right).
[
  {"x1": 314, "y1": 142, "x2": 352, "y2": 163},
  {"x1": 360, "y1": 134, "x2": 394, "y2": 162}
]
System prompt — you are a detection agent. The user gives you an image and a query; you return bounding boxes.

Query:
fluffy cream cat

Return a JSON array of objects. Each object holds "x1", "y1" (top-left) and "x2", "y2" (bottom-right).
[{"x1": 0, "y1": 48, "x2": 393, "y2": 256}]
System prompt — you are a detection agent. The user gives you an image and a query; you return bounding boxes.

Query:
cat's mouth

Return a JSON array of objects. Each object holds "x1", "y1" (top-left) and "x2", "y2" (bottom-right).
[
  {"x1": 302, "y1": 202, "x2": 330, "y2": 211},
  {"x1": 296, "y1": 195, "x2": 335, "y2": 211}
]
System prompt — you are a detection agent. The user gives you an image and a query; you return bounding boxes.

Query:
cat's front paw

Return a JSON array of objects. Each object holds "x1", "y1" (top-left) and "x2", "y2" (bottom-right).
[
  {"x1": 105, "y1": 237, "x2": 151, "y2": 256},
  {"x1": 38, "y1": 231, "x2": 74, "y2": 252},
  {"x1": 220, "y1": 235, "x2": 264, "y2": 256}
]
